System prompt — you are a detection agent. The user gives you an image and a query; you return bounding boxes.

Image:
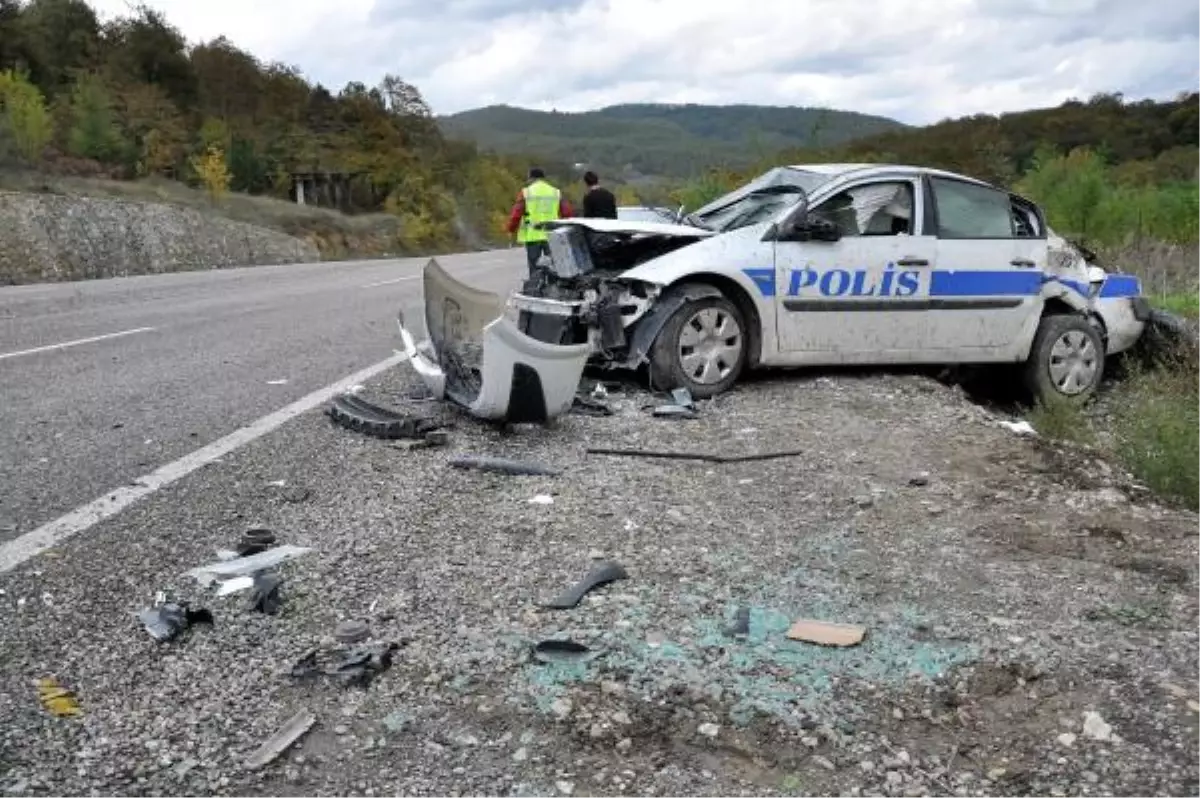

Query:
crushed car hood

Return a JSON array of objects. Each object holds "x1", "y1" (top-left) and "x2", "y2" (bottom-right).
[{"x1": 543, "y1": 218, "x2": 715, "y2": 239}]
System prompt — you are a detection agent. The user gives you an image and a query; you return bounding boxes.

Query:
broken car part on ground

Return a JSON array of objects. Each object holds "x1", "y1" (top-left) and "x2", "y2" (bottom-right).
[
  {"x1": 396, "y1": 258, "x2": 590, "y2": 424},
  {"x1": 398, "y1": 164, "x2": 1154, "y2": 424}
]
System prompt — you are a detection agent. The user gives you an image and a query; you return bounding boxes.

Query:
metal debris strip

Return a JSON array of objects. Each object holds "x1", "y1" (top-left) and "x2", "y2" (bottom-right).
[
  {"x1": 647, "y1": 386, "x2": 700, "y2": 419},
  {"x1": 448, "y1": 455, "x2": 561, "y2": 477},
  {"x1": 586, "y1": 446, "x2": 804, "y2": 464},
  {"x1": 542, "y1": 561, "x2": 628, "y2": 610},
  {"x1": 185, "y1": 545, "x2": 312, "y2": 587},
  {"x1": 244, "y1": 709, "x2": 316, "y2": 771}
]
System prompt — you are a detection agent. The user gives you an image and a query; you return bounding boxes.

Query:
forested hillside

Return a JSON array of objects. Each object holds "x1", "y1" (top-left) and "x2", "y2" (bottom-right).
[
  {"x1": 788, "y1": 92, "x2": 1199, "y2": 187},
  {"x1": 439, "y1": 103, "x2": 906, "y2": 177},
  {"x1": 0, "y1": 0, "x2": 534, "y2": 250},
  {"x1": 666, "y1": 92, "x2": 1199, "y2": 236}
]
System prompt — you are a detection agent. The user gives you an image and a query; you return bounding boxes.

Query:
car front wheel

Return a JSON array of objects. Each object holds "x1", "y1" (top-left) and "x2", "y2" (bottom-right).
[
  {"x1": 648, "y1": 292, "x2": 747, "y2": 399},
  {"x1": 1022, "y1": 313, "x2": 1105, "y2": 402}
]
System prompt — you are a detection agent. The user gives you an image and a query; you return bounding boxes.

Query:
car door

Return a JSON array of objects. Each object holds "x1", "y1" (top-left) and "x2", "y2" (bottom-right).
[
  {"x1": 925, "y1": 176, "x2": 1048, "y2": 354},
  {"x1": 772, "y1": 175, "x2": 937, "y2": 356}
]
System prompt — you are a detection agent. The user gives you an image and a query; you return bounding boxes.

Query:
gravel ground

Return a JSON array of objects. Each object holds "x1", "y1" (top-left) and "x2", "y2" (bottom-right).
[{"x1": 0, "y1": 366, "x2": 1196, "y2": 797}]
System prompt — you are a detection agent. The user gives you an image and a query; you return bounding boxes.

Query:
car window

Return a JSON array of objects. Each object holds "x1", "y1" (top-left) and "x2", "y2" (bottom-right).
[
  {"x1": 810, "y1": 181, "x2": 914, "y2": 237},
  {"x1": 1010, "y1": 197, "x2": 1043, "y2": 239},
  {"x1": 931, "y1": 177, "x2": 1014, "y2": 239}
]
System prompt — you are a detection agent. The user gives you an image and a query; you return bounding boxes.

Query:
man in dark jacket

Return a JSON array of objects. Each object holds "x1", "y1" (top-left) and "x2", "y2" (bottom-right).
[{"x1": 580, "y1": 170, "x2": 617, "y2": 219}]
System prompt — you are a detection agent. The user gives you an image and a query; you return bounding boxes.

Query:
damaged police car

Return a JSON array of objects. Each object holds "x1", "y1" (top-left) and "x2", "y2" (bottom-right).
[{"x1": 399, "y1": 163, "x2": 1151, "y2": 422}]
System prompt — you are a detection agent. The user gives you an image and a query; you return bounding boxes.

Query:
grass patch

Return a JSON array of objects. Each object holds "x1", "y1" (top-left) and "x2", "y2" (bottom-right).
[
  {"x1": 1151, "y1": 292, "x2": 1200, "y2": 320},
  {"x1": 1109, "y1": 361, "x2": 1199, "y2": 510},
  {"x1": 1027, "y1": 395, "x2": 1096, "y2": 446}
]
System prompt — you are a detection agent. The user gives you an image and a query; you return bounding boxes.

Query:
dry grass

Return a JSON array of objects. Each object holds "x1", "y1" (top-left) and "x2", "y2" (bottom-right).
[{"x1": 1099, "y1": 240, "x2": 1200, "y2": 302}]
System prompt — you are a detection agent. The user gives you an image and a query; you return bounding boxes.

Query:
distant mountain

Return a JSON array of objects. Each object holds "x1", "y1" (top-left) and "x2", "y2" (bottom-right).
[{"x1": 439, "y1": 103, "x2": 908, "y2": 177}]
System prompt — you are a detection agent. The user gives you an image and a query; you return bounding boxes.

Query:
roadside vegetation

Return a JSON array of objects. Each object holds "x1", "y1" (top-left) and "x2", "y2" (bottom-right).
[{"x1": 0, "y1": 0, "x2": 543, "y2": 258}]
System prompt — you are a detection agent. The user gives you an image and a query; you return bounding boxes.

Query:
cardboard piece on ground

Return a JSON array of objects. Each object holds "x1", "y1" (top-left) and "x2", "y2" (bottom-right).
[{"x1": 786, "y1": 618, "x2": 867, "y2": 647}]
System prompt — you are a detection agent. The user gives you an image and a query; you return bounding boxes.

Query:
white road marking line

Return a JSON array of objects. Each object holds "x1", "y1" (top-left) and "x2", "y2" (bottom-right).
[
  {"x1": 0, "y1": 327, "x2": 155, "y2": 362},
  {"x1": 0, "y1": 352, "x2": 408, "y2": 574},
  {"x1": 361, "y1": 276, "x2": 421, "y2": 288}
]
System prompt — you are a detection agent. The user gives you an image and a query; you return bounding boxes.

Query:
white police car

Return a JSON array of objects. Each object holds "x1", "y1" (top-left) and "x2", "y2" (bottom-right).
[{"x1": 508, "y1": 163, "x2": 1150, "y2": 403}]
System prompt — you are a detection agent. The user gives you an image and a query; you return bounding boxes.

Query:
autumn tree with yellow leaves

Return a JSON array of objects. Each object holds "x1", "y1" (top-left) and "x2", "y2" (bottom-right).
[{"x1": 0, "y1": 69, "x2": 53, "y2": 162}]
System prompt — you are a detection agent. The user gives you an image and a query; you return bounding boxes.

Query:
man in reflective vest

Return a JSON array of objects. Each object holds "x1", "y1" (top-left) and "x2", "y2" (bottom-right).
[{"x1": 506, "y1": 167, "x2": 572, "y2": 275}]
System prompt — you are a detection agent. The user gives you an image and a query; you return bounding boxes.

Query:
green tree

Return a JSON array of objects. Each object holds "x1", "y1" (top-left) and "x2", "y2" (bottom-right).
[
  {"x1": 110, "y1": 80, "x2": 187, "y2": 176},
  {"x1": 1017, "y1": 146, "x2": 1108, "y2": 243},
  {"x1": 0, "y1": 69, "x2": 53, "y2": 161},
  {"x1": 100, "y1": 5, "x2": 197, "y2": 110},
  {"x1": 189, "y1": 36, "x2": 262, "y2": 132},
  {"x1": 16, "y1": 0, "x2": 100, "y2": 95},
  {"x1": 65, "y1": 74, "x2": 125, "y2": 162}
]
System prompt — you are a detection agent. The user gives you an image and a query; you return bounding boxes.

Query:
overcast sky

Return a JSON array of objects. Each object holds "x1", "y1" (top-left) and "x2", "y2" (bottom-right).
[{"x1": 89, "y1": 0, "x2": 1198, "y2": 123}]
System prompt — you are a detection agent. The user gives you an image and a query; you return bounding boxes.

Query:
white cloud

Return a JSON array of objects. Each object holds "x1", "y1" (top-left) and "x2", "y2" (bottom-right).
[{"x1": 88, "y1": 0, "x2": 1198, "y2": 123}]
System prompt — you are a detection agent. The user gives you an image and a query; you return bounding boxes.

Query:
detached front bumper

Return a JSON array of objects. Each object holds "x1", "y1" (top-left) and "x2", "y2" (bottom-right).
[{"x1": 397, "y1": 259, "x2": 591, "y2": 424}]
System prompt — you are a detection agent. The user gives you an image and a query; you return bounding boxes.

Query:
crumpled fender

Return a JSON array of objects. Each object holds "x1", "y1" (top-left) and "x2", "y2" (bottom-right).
[
  {"x1": 397, "y1": 259, "x2": 590, "y2": 424},
  {"x1": 622, "y1": 282, "x2": 724, "y2": 368}
]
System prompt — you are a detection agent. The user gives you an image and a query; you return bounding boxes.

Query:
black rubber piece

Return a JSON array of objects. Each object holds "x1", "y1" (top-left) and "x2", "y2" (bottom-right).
[
  {"x1": 326, "y1": 394, "x2": 442, "y2": 440},
  {"x1": 448, "y1": 456, "x2": 561, "y2": 476},
  {"x1": 237, "y1": 528, "x2": 277, "y2": 557},
  {"x1": 597, "y1": 299, "x2": 626, "y2": 349},
  {"x1": 290, "y1": 650, "x2": 321, "y2": 679},
  {"x1": 532, "y1": 639, "x2": 599, "y2": 664},
  {"x1": 139, "y1": 603, "x2": 213, "y2": 641},
  {"x1": 571, "y1": 396, "x2": 613, "y2": 417},
  {"x1": 249, "y1": 573, "x2": 283, "y2": 615},
  {"x1": 725, "y1": 606, "x2": 750, "y2": 637},
  {"x1": 586, "y1": 446, "x2": 804, "y2": 464},
  {"x1": 504, "y1": 363, "x2": 550, "y2": 425},
  {"x1": 543, "y1": 561, "x2": 628, "y2": 610}
]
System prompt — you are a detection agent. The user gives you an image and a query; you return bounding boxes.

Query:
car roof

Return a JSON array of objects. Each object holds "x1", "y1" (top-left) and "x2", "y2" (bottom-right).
[{"x1": 786, "y1": 163, "x2": 996, "y2": 189}]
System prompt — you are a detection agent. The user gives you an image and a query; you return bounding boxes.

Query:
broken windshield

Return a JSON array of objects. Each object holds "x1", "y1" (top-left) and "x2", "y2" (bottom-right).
[
  {"x1": 684, "y1": 166, "x2": 837, "y2": 233},
  {"x1": 686, "y1": 185, "x2": 807, "y2": 232}
]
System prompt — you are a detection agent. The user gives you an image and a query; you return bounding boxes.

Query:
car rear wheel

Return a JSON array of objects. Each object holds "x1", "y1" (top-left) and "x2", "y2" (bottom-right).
[
  {"x1": 649, "y1": 293, "x2": 747, "y2": 399},
  {"x1": 1022, "y1": 313, "x2": 1105, "y2": 403}
]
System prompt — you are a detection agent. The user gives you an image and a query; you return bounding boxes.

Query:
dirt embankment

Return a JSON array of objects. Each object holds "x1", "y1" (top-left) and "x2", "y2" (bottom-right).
[{"x1": 0, "y1": 192, "x2": 321, "y2": 285}]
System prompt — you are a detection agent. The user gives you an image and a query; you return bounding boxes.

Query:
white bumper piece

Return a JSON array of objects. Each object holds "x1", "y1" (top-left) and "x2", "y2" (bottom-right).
[{"x1": 397, "y1": 259, "x2": 591, "y2": 424}]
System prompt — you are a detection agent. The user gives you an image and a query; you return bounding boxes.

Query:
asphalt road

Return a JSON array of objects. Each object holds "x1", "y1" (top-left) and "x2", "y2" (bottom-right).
[{"x1": 0, "y1": 250, "x2": 525, "y2": 544}]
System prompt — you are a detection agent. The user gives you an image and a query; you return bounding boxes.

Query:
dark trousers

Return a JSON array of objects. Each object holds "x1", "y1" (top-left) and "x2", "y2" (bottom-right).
[{"x1": 525, "y1": 241, "x2": 549, "y2": 275}]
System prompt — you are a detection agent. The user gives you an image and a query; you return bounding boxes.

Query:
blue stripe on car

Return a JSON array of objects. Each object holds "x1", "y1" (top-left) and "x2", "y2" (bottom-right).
[{"x1": 740, "y1": 268, "x2": 1143, "y2": 299}]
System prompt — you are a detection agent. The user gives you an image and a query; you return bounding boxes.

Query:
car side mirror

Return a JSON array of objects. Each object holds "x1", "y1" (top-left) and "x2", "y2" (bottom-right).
[{"x1": 785, "y1": 213, "x2": 841, "y2": 242}]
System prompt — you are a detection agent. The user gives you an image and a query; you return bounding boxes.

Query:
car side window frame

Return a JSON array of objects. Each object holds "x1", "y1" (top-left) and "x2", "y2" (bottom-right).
[
  {"x1": 927, "y1": 175, "x2": 1019, "y2": 240},
  {"x1": 1009, "y1": 194, "x2": 1048, "y2": 240},
  {"x1": 806, "y1": 176, "x2": 923, "y2": 238}
]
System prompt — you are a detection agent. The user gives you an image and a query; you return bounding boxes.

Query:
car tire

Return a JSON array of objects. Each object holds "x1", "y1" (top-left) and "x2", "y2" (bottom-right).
[
  {"x1": 648, "y1": 291, "x2": 747, "y2": 399},
  {"x1": 1022, "y1": 313, "x2": 1105, "y2": 403}
]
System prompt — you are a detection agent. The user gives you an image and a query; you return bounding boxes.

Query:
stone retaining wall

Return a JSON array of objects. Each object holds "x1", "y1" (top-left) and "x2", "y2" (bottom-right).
[{"x1": 0, "y1": 191, "x2": 319, "y2": 285}]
